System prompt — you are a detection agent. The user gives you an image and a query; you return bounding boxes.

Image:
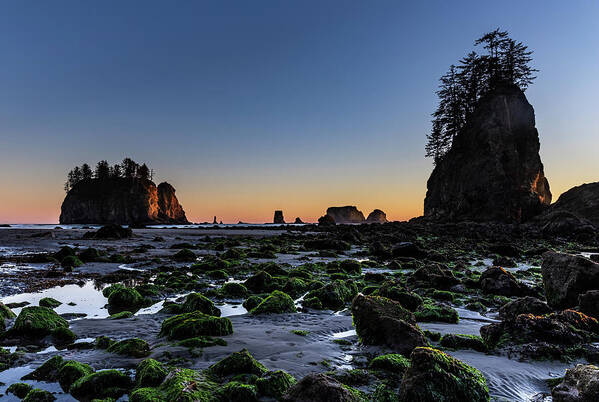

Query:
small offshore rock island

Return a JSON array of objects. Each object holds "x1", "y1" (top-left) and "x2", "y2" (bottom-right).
[{"x1": 59, "y1": 158, "x2": 188, "y2": 225}]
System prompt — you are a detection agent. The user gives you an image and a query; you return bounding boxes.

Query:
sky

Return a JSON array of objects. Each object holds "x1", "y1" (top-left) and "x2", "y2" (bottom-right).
[{"x1": 1, "y1": 1, "x2": 598, "y2": 224}]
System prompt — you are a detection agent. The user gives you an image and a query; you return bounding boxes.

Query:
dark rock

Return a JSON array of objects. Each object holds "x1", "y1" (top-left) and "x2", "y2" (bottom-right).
[
  {"x1": 351, "y1": 294, "x2": 427, "y2": 355},
  {"x1": 579, "y1": 290, "x2": 599, "y2": 319},
  {"x1": 399, "y1": 347, "x2": 489, "y2": 402},
  {"x1": 479, "y1": 266, "x2": 533, "y2": 297},
  {"x1": 325, "y1": 206, "x2": 365, "y2": 224},
  {"x1": 83, "y1": 224, "x2": 132, "y2": 240},
  {"x1": 366, "y1": 209, "x2": 388, "y2": 223},
  {"x1": 498, "y1": 296, "x2": 551, "y2": 321},
  {"x1": 60, "y1": 177, "x2": 188, "y2": 225},
  {"x1": 282, "y1": 373, "x2": 362, "y2": 402},
  {"x1": 410, "y1": 264, "x2": 459, "y2": 290},
  {"x1": 424, "y1": 85, "x2": 551, "y2": 223},
  {"x1": 294, "y1": 217, "x2": 304, "y2": 224},
  {"x1": 273, "y1": 210, "x2": 285, "y2": 224},
  {"x1": 551, "y1": 364, "x2": 599, "y2": 402},
  {"x1": 541, "y1": 251, "x2": 599, "y2": 309},
  {"x1": 392, "y1": 242, "x2": 427, "y2": 259},
  {"x1": 547, "y1": 182, "x2": 599, "y2": 227},
  {"x1": 538, "y1": 210, "x2": 596, "y2": 240},
  {"x1": 317, "y1": 215, "x2": 336, "y2": 226}
]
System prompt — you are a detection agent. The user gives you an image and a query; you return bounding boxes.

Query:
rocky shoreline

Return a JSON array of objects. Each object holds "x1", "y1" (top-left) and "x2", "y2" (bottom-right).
[{"x1": 0, "y1": 222, "x2": 597, "y2": 401}]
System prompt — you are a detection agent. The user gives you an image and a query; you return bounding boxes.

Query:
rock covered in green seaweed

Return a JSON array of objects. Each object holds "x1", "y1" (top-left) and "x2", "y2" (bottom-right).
[
  {"x1": 159, "y1": 311, "x2": 233, "y2": 340},
  {"x1": 250, "y1": 290, "x2": 296, "y2": 315}
]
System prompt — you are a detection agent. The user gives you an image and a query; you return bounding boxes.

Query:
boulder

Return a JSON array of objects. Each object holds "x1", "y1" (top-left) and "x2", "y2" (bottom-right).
[
  {"x1": 351, "y1": 294, "x2": 427, "y2": 355},
  {"x1": 547, "y1": 183, "x2": 599, "y2": 227},
  {"x1": 318, "y1": 215, "x2": 336, "y2": 226},
  {"x1": 539, "y1": 210, "x2": 597, "y2": 240},
  {"x1": 399, "y1": 347, "x2": 489, "y2": 402},
  {"x1": 282, "y1": 373, "x2": 362, "y2": 402},
  {"x1": 479, "y1": 266, "x2": 533, "y2": 297},
  {"x1": 579, "y1": 290, "x2": 599, "y2": 319},
  {"x1": 366, "y1": 209, "x2": 388, "y2": 223},
  {"x1": 325, "y1": 206, "x2": 365, "y2": 224},
  {"x1": 541, "y1": 251, "x2": 599, "y2": 309},
  {"x1": 552, "y1": 364, "x2": 599, "y2": 402},
  {"x1": 60, "y1": 177, "x2": 188, "y2": 225},
  {"x1": 294, "y1": 217, "x2": 304, "y2": 224},
  {"x1": 424, "y1": 84, "x2": 551, "y2": 223},
  {"x1": 274, "y1": 210, "x2": 285, "y2": 224},
  {"x1": 498, "y1": 296, "x2": 551, "y2": 321}
]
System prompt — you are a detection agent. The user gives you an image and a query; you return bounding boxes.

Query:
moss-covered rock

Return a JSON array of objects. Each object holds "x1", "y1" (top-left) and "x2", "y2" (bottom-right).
[
  {"x1": 78, "y1": 247, "x2": 101, "y2": 262},
  {"x1": 58, "y1": 360, "x2": 94, "y2": 392},
  {"x1": 160, "y1": 368, "x2": 218, "y2": 401},
  {"x1": 351, "y1": 294, "x2": 427, "y2": 355},
  {"x1": 414, "y1": 303, "x2": 459, "y2": 324},
  {"x1": 242, "y1": 296, "x2": 263, "y2": 311},
  {"x1": 216, "y1": 381, "x2": 259, "y2": 402},
  {"x1": 39, "y1": 297, "x2": 62, "y2": 308},
  {"x1": 6, "y1": 382, "x2": 33, "y2": 398},
  {"x1": 102, "y1": 284, "x2": 125, "y2": 298},
  {"x1": 70, "y1": 370, "x2": 133, "y2": 401},
  {"x1": 398, "y1": 347, "x2": 489, "y2": 402},
  {"x1": 61, "y1": 255, "x2": 83, "y2": 269},
  {"x1": 256, "y1": 370, "x2": 296, "y2": 399},
  {"x1": 218, "y1": 282, "x2": 249, "y2": 298},
  {"x1": 11, "y1": 306, "x2": 69, "y2": 337},
  {"x1": 22, "y1": 389, "x2": 56, "y2": 402},
  {"x1": 207, "y1": 349, "x2": 268, "y2": 378},
  {"x1": 159, "y1": 311, "x2": 233, "y2": 340},
  {"x1": 250, "y1": 290, "x2": 296, "y2": 315},
  {"x1": 107, "y1": 287, "x2": 146, "y2": 312},
  {"x1": 130, "y1": 387, "x2": 164, "y2": 402},
  {"x1": 181, "y1": 293, "x2": 221, "y2": 316},
  {"x1": 51, "y1": 327, "x2": 77, "y2": 344},
  {"x1": 0, "y1": 302, "x2": 16, "y2": 320},
  {"x1": 21, "y1": 356, "x2": 64, "y2": 382},
  {"x1": 305, "y1": 280, "x2": 358, "y2": 310},
  {"x1": 95, "y1": 336, "x2": 115, "y2": 349},
  {"x1": 368, "y1": 354, "x2": 410, "y2": 373},
  {"x1": 109, "y1": 311, "x2": 133, "y2": 319},
  {"x1": 106, "y1": 338, "x2": 151, "y2": 358},
  {"x1": 172, "y1": 248, "x2": 197, "y2": 262},
  {"x1": 244, "y1": 271, "x2": 274, "y2": 293},
  {"x1": 440, "y1": 334, "x2": 487, "y2": 352},
  {"x1": 136, "y1": 359, "x2": 168, "y2": 387}
]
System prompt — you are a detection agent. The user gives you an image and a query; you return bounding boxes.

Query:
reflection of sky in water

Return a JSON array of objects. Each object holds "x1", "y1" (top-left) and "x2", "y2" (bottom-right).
[{"x1": 2, "y1": 281, "x2": 109, "y2": 318}]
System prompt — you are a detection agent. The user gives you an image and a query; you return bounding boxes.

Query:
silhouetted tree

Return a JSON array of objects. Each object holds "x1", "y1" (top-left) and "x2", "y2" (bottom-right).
[
  {"x1": 425, "y1": 29, "x2": 538, "y2": 163},
  {"x1": 110, "y1": 163, "x2": 122, "y2": 178},
  {"x1": 95, "y1": 160, "x2": 110, "y2": 180},
  {"x1": 122, "y1": 158, "x2": 138, "y2": 179},
  {"x1": 81, "y1": 163, "x2": 93, "y2": 180},
  {"x1": 137, "y1": 163, "x2": 150, "y2": 181}
]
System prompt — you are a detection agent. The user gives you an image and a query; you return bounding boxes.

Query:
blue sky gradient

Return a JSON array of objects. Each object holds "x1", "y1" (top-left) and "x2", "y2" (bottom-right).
[{"x1": 1, "y1": 1, "x2": 598, "y2": 223}]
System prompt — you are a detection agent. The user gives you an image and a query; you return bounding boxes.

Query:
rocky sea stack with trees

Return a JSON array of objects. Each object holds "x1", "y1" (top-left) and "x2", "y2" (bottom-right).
[{"x1": 60, "y1": 158, "x2": 188, "y2": 225}]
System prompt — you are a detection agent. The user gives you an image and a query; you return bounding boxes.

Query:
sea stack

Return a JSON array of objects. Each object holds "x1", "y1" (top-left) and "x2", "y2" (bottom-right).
[
  {"x1": 273, "y1": 210, "x2": 285, "y2": 224},
  {"x1": 60, "y1": 178, "x2": 189, "y2": 225},
  {"x1": 366, "y1": 209, "x2": 388, "y2": 223},
  {"x1": 424, "y1": 84, "x2": 551, "y2": 223},
  {"x1": 326, "y1": 206, "x2": 365, "y2": 224}
]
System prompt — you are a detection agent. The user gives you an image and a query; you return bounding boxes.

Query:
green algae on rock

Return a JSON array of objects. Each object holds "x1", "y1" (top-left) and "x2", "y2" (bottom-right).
[
  {"x1": 250, "y1": 290, "x2": 296, "y2": 315},
  {"x1": 10, "y1": 306, "x2": 69, "y2": 338},
  {"x1": 256, "y1": 370, "x2": 297, "y2": 399},
  {"x1": 399, "y1": 347, "x2": 489, "y2": 402},
  {"x1": 207, "y1": 349, "x2": 268, "y2": 378},
  {"x1": 106, "y1": 338, "x2": 151, "y2": 358},
  {"x1": 58, "y1": 360, "x2": 94, "y2": 392},
  {"x1": 70, "y1": 370, "x2": 133, "y2": 401},
  {"x1": 136, "y1": 358, "x2": 168, "y2": 387},
  {"x1": 159, "y1": 311, "x2": 233, "y2": 340}
]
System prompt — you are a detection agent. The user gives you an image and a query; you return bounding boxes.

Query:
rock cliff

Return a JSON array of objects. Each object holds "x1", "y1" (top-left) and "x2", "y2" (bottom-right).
[
  {"x1": 59, "y1": 178, "x2": 189, "y2": 224},
  {"x1": 273, "y1": 210, "x2": 285, "y2": 224},
  {"x1": 545, "y1": 182, "x2": 599, "y2": 227},
  {"x1": 424, "y1": 84, "x2": 551, "y2": 223},
  {"x1": 326, "y1": 206, "x2": 365, "y2": 224}
]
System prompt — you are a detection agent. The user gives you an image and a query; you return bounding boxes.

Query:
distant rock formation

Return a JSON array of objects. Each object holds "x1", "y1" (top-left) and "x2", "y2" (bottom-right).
[
  {"x1": 213, "y1": 216, "x2": 217, "y2": 224},
  {"x1": 59, "y1": 178, "x2": 189, "y2": 225},
  {"x1": 545, "y1": 183, "x2": 599, "y2": 227},
  {"x1": 366, "y1": 209, "x2": 388, "y2": 223},
  {"x1": 294, "y1": 217, "x2": 304, "y2": 224},
  {"x1": 424, "y1": 84, "x2": 551, "y2": 223},
  {"x1": 326, "y1": 206, "x2": 365, "y2": 224},
  {"x1": 274, "y1": 210, "x2": 285, "y2": 224},
  {"x1": 318, "y1": 215, "x2": 336, "y2": 226}
]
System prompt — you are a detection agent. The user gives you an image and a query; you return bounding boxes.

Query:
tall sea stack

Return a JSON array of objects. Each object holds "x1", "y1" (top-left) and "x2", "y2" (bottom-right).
[
  {"x1": 59, "y1": 178, "x2": 189, "y2": 224},
  {"x1": 424, "y1": 84, "x2": 551, "y2": 223}
]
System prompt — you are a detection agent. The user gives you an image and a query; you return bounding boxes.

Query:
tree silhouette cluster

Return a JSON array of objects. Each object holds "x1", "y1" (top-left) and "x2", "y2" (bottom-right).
[
  {"x1": 64, "y1": 158, "x2": 153, "y2": 192},
  {"x1": 425, "y1": 29, "x2": 538, "y2": 163}
]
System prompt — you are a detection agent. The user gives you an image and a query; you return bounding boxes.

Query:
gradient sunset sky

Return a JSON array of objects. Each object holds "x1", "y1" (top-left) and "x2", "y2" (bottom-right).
[{"x1": 1, "y1": 1, "x2": 598, "y2": 224}]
